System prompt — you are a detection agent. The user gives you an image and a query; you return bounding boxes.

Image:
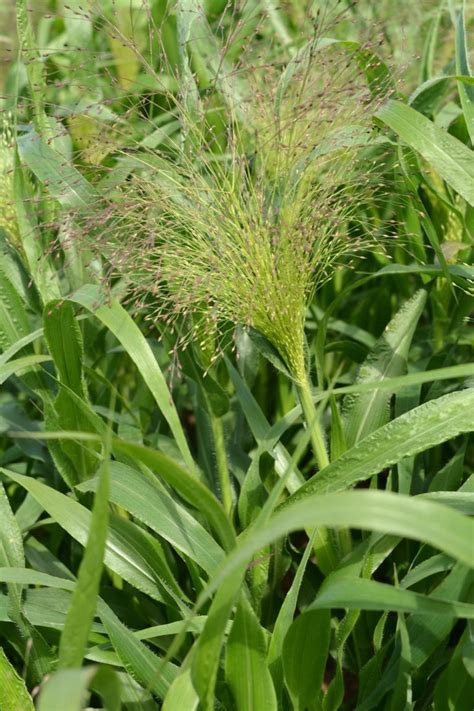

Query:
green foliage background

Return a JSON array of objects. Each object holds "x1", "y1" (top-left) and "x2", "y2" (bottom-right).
[{"x1": 0, "y1": 0, "x2": 473, "y2": 709}]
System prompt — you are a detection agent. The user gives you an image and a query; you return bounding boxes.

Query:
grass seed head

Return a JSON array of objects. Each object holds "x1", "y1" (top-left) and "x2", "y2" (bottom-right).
[
  {"x1": 68, "y1": 42, "x2": 391, "y2": 381},
  {"x1": 26, "y1": 6, "x2": 395, "y2": 381}
]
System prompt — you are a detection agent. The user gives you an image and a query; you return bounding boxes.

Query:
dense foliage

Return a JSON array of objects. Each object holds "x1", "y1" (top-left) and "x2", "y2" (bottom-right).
[{"x1": 0, "y1": 1, "x2": 473, "y2": 709}]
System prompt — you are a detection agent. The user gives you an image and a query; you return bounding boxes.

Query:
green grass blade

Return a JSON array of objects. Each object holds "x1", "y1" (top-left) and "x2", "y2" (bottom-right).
[
  {"x1": 0, "y1": 469, "x2": 165, "y2": 601},
  {"x1": 312, "y1": 577, "x2": 474, "y2": 617},
  {"x1": 0, "y1": 273, "x2": 31, "y2": 353},
  {"x1": 98, "y1": 600, "x2": 178, "y2": 700},
  {"x1": 15, "y1": 0, "x2": 50, "y2": 139},
  {"x1": 0, "y1": 354, "x2": 51, "y2": 385},
  {"x1": 321, "y1": 363, "x2": 474, "y2": 400},
  {"x1": 454, "y1": 0, "x2": 474, "y2": 143},
  {"x1": 177, "y1": 0, "x2": 248, "y2": 120},
  {"x1": 44, "y1": 300, "x2": 102, "y2": 484},
  {"x1": 17, "y1": 131, "x2": 98, "y2": 209},
  {"x1": 226, "y1": 359, "x2": 304, "y2": 493},
  {"x1": 0, "y1": 483, "x2": 25, "y2": 608},
  {"x1": 0, "y1": 592, "x2": 101, "y2": 634},
  {"x1": 69, "y1": 285, "x2": 196, "y2": 473},
  {"x1": 225, "y1": 594, "x2": 277, "y2": 711},
  {"x1": 112, "y1": 440, "x2": 235, "y2": 552},
  {"x1": 262, "y1": 0, "x2": 293, "y2": 49},
  {"x1": 0, "y1": 565, "x2": 176, "y2": 701},
  {"x1": 0, "y1": 647, "x2": 34, "y2": 711},
  {"x1": 286, "y1": 388, "x2": 474, "y2": 502},
  {"x1": 43, "y1": 301, "x2": 86, "y2": 397},
  {"x1": 0, "y1": 485, "x2": 52, "y2": 680},
  {"x1": 376, "y1": 100, "x2": 474, "y2": 205},
  {"x1": 58, "y1": 457, "x2": 109, "y2": 668},
  {"x1": 77, "y1": 461, "x2": 224, "y2": 573},
  {"x1": 390, "y1": 612, "x2": 412, "y2": 711},
  {"x1": 191, "y1": 566, "x2": 246, "y2": 710},
  {"x1": 162, "y1": 668, "x2": 199, "y2": 711},
  {"x1": 267, "y1": 532, "x2": 317, "y2": 700},
  {"x1": 357, "y1": 563, "x2": 473, "y2": 709},
  {"x1": 199, "y1": 491, "x2": 474, "y2": 605},
  {"x1": 43, "y1": 394, "x2": 103, "y2": 488},
  {"x1": 433, "y1": 630, "x2": 474, "y2": 711},
  {"x1": 0, "y1": 568, "x2": 76, "y2": 591},
  {"x1": 377, "y1": 262, "x2": 473, "y2": 288},
  {"x1": 0, "y1": 327, "x2": 44, "y2": 365},
  {"x1": 225, "y1": 362, "x2": 474, "y2": 468},
  {"x1": 400, "y1": 554, "x2": 453, "y2": 588},
  {"x1": 37, "y1": 666, "x2": 121, "y2": 711},
  {"x1": 329, "y1": 397, "x2": 347, "y2": 460},
  {"x1": 13, "y1": 155, "x2": 61, "y2": 303},
  {"x1": 37, "y1": 667, "x2": 97, "y2": 711},
  {"x1": 343, "y1": 289, "x2": 426, "y2": 447},
  {"x1": 176, "y1": 0, "x2": 202, "y2": 132},
  {"x1": 420, "y1": 2, "x2": 443, "y2": 82},
  {"x1": 282, "y1": 609, "x2": 331, "y2": 710},
  {"x1": 190, "y1": 423, "x2": 315, "y2": 708},
  {"x1": 0, "y1": 568, "x2": 183, "y2": 624},
  {"x1": 407, "y1": 564, "x2": 474, "y2": 668}
]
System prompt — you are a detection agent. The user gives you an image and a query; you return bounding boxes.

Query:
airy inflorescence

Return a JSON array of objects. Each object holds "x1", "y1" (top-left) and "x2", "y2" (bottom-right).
[{"x1": 66, "y1": 42, "x2": 391, "y2": 381}]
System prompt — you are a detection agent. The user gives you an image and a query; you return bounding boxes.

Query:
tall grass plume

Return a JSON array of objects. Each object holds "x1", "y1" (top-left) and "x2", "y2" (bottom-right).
[{"x1": 70, "y1": 46, "x2": 392, "y2": 388}]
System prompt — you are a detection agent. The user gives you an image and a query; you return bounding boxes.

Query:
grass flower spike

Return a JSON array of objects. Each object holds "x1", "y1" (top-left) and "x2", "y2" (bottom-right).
[
  {"x1": 87, "y1": 51, "x2": 385, "y2": 377},
  {"x1": 74, "y1": 44, "x2": 388, "y2": 468}
]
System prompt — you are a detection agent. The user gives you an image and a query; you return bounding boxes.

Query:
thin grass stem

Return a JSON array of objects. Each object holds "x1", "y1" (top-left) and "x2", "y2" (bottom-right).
[{"x1": 297, "y1": 375, "x2": 330, "y2": 471}]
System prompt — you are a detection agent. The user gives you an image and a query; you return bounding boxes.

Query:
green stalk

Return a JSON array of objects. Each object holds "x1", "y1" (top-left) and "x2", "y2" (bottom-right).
[
  {"x1": 297, "y1": 371, "x2": 351, "y2": 573},
  {"x1": 297, "y1": 375, "x2": 330, "y2": 471},
  {"x1": 209, "y1": 411, "x2": 233, "y2": 516}
]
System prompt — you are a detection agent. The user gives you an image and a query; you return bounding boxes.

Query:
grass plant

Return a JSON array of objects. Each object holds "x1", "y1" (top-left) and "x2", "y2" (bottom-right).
[{"x1": 0, "y1": 1, "x2": 472, "y2": 709}]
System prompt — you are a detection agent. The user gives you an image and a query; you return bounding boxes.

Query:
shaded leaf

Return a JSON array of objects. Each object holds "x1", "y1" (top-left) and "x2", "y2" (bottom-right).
[
  {"x1": 376, "y1": 100, "x2": 474, "y2": 205},
  {"x1": 225, "y1": 595, "x2": 277, "y2": 711},
  {"x1": 343, "y1": 290, "x2": 426, "y2": 447},
  {"x1": 283, "y1": 609, "x2": 331, "y2": 710},
  {"x1": 58, "y1": 459, "x2": 109, "y2": 668},
  {"x1": 0, "y1": 647, "x2": 34, "y2": 711}
]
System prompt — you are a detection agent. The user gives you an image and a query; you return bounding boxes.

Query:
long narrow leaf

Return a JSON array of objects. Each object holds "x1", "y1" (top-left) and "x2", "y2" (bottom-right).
[
  {"x1": 198, "y1": 491, "x2": 474, "y2": 606},
  {"x1": 69, "y1": 285, "x2": 196, "y2": 473},
  {"x1": 58, "y1": 459, "x2": 109, "y2": 668},
  {"x1": 0, "y1": 469, "x2": 166, "y2": 601},
  {"x1": 225, "y1": 594, "x2": 277, "y2": 711},
  {"x1": 343, "y1": 290, "x2": 426, "y2": 446},
  {"x1": 286, "y1": 388, "x2": 474, "y2": 503},
  {"x1": 312, "y1": 577, "x2": 474, "y2": 617},
  {"x1": 77, "y1": 461, "x2": 224, "y2": 573},
  {"x1": 0, "y1": 647, "x2": 34, "y2": 711},
  {"x1": 376, "y1": 100, "x2": 474, "y2": 205}
]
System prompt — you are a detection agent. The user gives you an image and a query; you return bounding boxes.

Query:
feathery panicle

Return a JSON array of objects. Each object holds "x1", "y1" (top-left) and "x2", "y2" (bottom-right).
[
  {"x1": 68, "y1": 42, "x2": 390, "y2": 381},
  {"x1": 13, "y1": 2, "x2": 395, "y2": 381}
]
